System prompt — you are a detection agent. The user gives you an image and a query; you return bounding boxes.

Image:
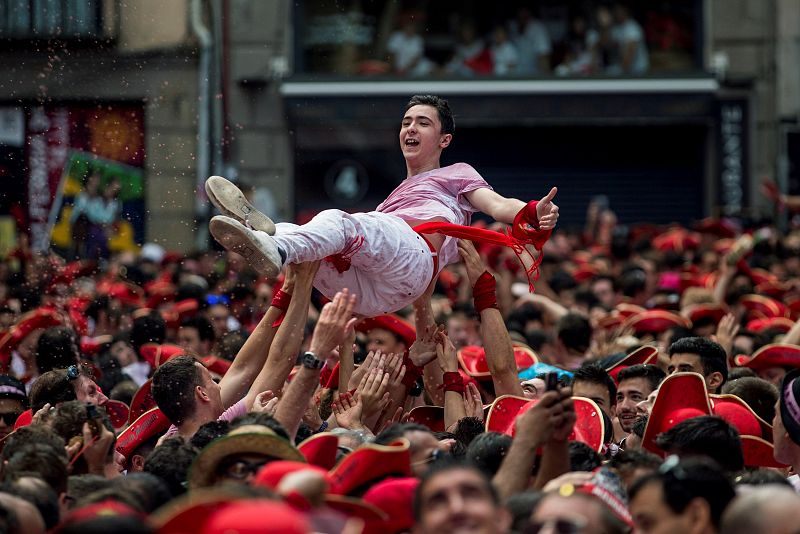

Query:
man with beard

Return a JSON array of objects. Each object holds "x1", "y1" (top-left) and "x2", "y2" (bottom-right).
[{"x1": 615, "y1": 364, "x2": 665, "y2": 448}]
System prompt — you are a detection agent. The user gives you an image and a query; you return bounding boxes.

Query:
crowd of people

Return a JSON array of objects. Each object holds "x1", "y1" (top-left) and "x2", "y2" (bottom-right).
[
  {"x1": 382, "y1": 4, "x2": 650, "y2": 78},
  {"x1": 0, "y1": 93, "x2": 799, "y2": 533}
]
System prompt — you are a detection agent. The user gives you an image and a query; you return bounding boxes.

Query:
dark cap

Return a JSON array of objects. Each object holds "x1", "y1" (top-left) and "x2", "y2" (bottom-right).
[
  {"x1": 0, "y1": 375, "x2": 28, "y2": 405},
  {"x1": 779, "y1": 368, "x2": 800, "y2": 445}
]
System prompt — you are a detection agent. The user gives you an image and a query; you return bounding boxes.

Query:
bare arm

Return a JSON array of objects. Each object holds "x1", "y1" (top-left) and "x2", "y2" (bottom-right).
[
  {"x1": 533, "y1": 390, "x2": 575, "y2": 490},
  {"x1": 437, "y1": 332, "x2": 467, "y2": 429},
  {"x1": 464, "y1": 187, "x2": 559, "y2": 230},
  {"x1": 459, "y1": 240, "x2": 524, "y2": 397},
  {"x1": 274, "y1": 289, "x2": 357, "y2": 440},
  {"x1": 219, "y1": 275, "x2": 292, "y2": 408},
  {"x1": 242, "y1": 262, "x2": 319, "y2": 410}
]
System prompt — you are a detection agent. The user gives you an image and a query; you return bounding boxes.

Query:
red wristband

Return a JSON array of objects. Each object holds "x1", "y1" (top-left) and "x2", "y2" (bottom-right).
[
  {"x1": 402, "y1": 355, "x2": 424, "y2": 389},
  {"x1": 473, "y1": 271, "x2": 498, "y2": 312},
  {"x1": 270, "y1": 289, "x2": 292, "y2": 327},
  {"x1": 511, "y1": 200, "x2": 552, "y2": 251},
  {"x1": 440, "y1": 371, "x2": 465, "y2": 394}
]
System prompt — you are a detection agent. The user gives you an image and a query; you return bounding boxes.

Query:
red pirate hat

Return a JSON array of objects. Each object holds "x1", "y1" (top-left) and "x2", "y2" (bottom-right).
[
  {"x1": 128, "y1": 379, "x2": 157, "y2": 425},
  {"x1": 298, "y1": 432, "x2": 339, "y2": 470},
  {"x1": 79, "y1": 335, "x2": 114, "y2": 357},
  {"x1": 153, "y1": 492, "x2": 236, "y2": 534},
  {"x1": 749, "y1": 268, "x2": 778, "y2": 287},
  {"x1": 50, "y1": 259, "x2": 97, "y2": 287},
  {"x1": 787, "y1": 296, "x2": 800, "y2": 320},
  {"x1": 139, "y1": 343, "x2": 185, "y2": 368},
  {"x1": 62, "y1": 500, "x2": 143, "y2": 526},
  {"x1": 642, "y1": 372, "x2": 712, "y2": 455},
  {"x1": 616, "y1": 303, "x2": 646, "y2": 319},
  {"x1": 161, "y1": 299, "x2": 200, "y2": 330},
  {"x1": 573, "y1": 265, "x2": 599, "y2": 283},
  {"x1": 623, "y1": 310, "x2": 691, "y2": 336},
  {"x1": 356, "y1": 315, "x2": 416, "y2": 349},
  {"x1": 13, "y1": 409, "x2": 33, "y2": 430},
  {"x1": 740, "y1": 435, "x2": 787, "y2": 468},
  {"x1": 733, "y1": 344, "x2": 800, "y2": 372},
  {"x1": 605, "y1": 346, "x2": 658, "y2": 383},
  {"x1": 597, "y1": 313, "x2": 625, "y2": 332},
  {"x1": 0, "y1": 308, "x2": 63, "y2": 360},
  {"x1": 683, "y1": 303, "x2": 728, "y2": 326},
  {"x1": 457, "y1": 345, "x2": 538, "y2": 379},
  {"x1": 104, "y1": 281, "x2": 145, "y2": 308},
  {"x1": 693, "y1": 218, "x2": 738, "y2": 239},
  {"x1": 157, "y1": 496, "x2": 309, "y2": 534},
  {"x1": 745, "y1": 317, "x2": 794, "y2": 334},
  {"x1": 406, "y1": 405, "x2": 446, "y2": 432},
  {"x1": 104, "y1": 399, "x2": 130, "y2": 430},
  {"x1": 363, "y1": 477, "x2": 419, "y2": 534},
  {"x1": 653, "y1": 228, "x2": 700, "y2": 252},
  {"x1": 711, "y1": 394, "x2": 772, "y2": 441},
  {"x1": 115, "y1": 407, "x2": 170, "y2": 461},
  {"x1": 755, "y1": 281, "x2": 790, "y2": 300},
  {"x1": 252, "y1": 459, "x2": 330, "y2": 490},
  {"x1": 740, "y1": 294, "x2": 789, "y2": 320},
  {"x1": 201, "y1": 355, "x2": 232, "y2": 377},
  {"x1": 485, "y1": 395, "x2": 605, "y2": 453},
  {"x1": 328, "y1": 439, "x2": 412, "y2": 496},
  {"x1": 144, "y1": 280, "x2": 178, "y2": 309}
]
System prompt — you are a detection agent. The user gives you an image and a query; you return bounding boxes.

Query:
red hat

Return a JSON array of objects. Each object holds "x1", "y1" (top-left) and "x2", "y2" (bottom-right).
[
  {"x1": 253, "y1": 460, "x2": 330, "y2": 490},
  {"x1": 693, "y1": 218, "x2": 738, "y2": 239},
  {"x1": 128, "y1": 379, "x2": 157, "y2": 425},
  {"x1": 485, "y1": 395, "x2": 605, "y2": 453},
  {"x1": 457, "y1": 345, "x2": 538, "y2": 379},
  {"x1": 616, "y1": 303, "x2": 646, "y2": 319},
  {"x1": 623, "y1": 310, "x2": 691, "y2": 336},
  {"x1": 605, "y1": 345, "x2": 659, "y2": 383},
  {"x1": 13, "y1": 409, "x2": 33, "y2": 430},
  {"x1": 104, "y1": 399, "x2": 130, "y2": 430},
  {"x1": 710, "y1": 394, "x2": 772, "y2": 440},
  {"x1": 406, "y1": 405, "x2": 446, "y2": 432},
  {"x1": 116, "y1": 407, "x2": 170, "y2": 461},
  {"x1": 79, "y1": 335, "x2": 114, "y2": 357},
  {"x1": 597, "y1": 313, "x2": 625, "y2": 332},
  {"x1": 62, "y1": 499, "x2": 142, "y2": 526},
  {"x1": 653, "y1": 228, "x2": 700, "y2": 252},
  {"x1": 0, "y1": 308, "x2": 63, "y2": 362},
  {"x1": 201, "y1": 356, "x2": 232, "y2": 377},
  {"x1": 144, "y1": 279, "x2": 178, "y2": 309},
  {"x1": 642, "y1": 372, "x2": 711, "y2": 455},
  {"x1": 362, "y1": 477, "x2": 419, "y2": 534},
  {"x1": 573, "y1": 265, "x2": 599, "y2": 283},
  {"x1": 683, "y1": 303, "x2": 728, "y2": 326},
  {"x1": 740, "y1": 295, "x2": 789, "y2": 320},
  {"x1": 328, "y1": 439, "x2": 412, "y2": 496},
  {"x1": 152, "y1": 491, "x2": 237, "y2": 534},
  {"x1": 298, "y1": 432, "x2": 339, "y2": 470},
  {"x1": 745, "y1": 317, "x2": 794, "y2": 334},
  {"x1": 104, "y1": 281, "x2": 145, "y2": 308},
  {"x1": 50, "y1": 259, "x2": 97, "y2": 287},
  {"x1": 356, "y1": 315, "x2": 416, "y2": 349},
  {"x1": 140, "y1": 343, "x2": 185, "y2": 368},
  {"x1": 755, "y1": 281, "x2": 790, "y2": 300},
  {"x1": 162, "y1": 299, "x2": 200, "y2": 329},
  {"x1": 740, "y1": 435, "x2": 787, "y2": 468},
  {"x1": 787, "y1": 296, "x2": 800, "y2": 320},
  {"x1": 201, "y1": 499, "x2": 311, "y2": 534},
  {"x1": 734, "y1": 344, "x2": 800, "y2": 372}
]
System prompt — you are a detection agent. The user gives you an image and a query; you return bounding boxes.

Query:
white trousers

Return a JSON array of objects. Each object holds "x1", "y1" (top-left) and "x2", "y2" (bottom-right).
[{"x1": 273, "y1": 210, "x2": 434, "y2": 317}]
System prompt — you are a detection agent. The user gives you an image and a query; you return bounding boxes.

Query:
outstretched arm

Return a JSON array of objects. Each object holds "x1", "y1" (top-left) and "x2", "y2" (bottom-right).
[{"x1": 465, "y1": 187, "x2": 559, "y2": 230}]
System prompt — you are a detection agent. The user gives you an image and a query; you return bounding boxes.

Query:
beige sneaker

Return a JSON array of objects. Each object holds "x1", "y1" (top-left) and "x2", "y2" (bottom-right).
[
  {"x1": 205, "y1": 176, "x2": 276, "y2": 235},
  {"x1": 209, "y1": 216, "x2": 283, "y2": 277}
]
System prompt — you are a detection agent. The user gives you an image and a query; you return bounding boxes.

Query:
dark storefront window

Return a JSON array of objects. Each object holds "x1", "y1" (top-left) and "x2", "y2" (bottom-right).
[
  {"x1": 0, "y1": 0, "x2": 103, "y2": 39},
  {"x1": 294, "y1": 0, "x2": 703, "y2": 78}
]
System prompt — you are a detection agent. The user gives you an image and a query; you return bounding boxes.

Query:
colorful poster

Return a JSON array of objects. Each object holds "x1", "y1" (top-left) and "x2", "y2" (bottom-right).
[
  {"x1": 17, "y1": 103, "x2": 145, "y2": 256},
  {"x1": 49, "y1": 151, "x2": 144, "y2": 258}
]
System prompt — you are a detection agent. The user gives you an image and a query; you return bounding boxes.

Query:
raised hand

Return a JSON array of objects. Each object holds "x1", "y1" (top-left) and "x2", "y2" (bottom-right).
[
  {"x1": 309, "y1": 289, "x2": 358, "y2": 362},
  {"x1": 357, "y1": 367, "x2": 391, "y2": 419},
  {"x1": 463, "y1": 382, "x2": 484, "y2": 421},
  {"x1": 435, "y1": 330, "x2": 459, "y2": 373},
  {"x1": 536, "y1": 187, "x2": 559, "y2": 231},
  {"x1": 713, "y1": 313, "x2": 740, "y2": 357},
  {"x1": 332, "y1": 391, "x2": 365, "y2": 431},
  {"x1": 457, "y1": 239, "x2": 488, "y2": 287},
  {"x1": 409, "y1": 324, "x2": 441, "y2": 368},
  {"x1": 347, "y1": 350, "x2": 382, "y2": 391},
  {"x1": 252, "y1": 390, "x2": 279, "y2": 416}
]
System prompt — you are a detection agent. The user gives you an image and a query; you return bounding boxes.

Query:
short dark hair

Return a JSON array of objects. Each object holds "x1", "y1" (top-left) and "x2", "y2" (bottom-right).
[
  {"x1": 4, "y1": 444, "x2": 69, "y2": 495},
  {"x1": 568, "y1": 441, "x2": 602, "y2": 472},
  {"x1": 572, "y1": 363, "x2": 617, "y2": 404},
  {"x1": 180, "y1": 316, "x2": 215, "y2": 343},
  {"x1": 108, "y1": 473, "x2": 172, "y2": 514},
  {"x1": 557, "y1": 313, "x2": 592, "y2": 353},
  {"x1": 608, "y1": 448, "x2": 662, "y2": 473},
  {"x1": 189, "y1": 420, "x2": 231, "y2": 449},
  {"x1": 36, "y1": 326, "x2": 80, "y2": 374},
  {"x1": 733, "y1": 468, "x2": 793, "y2": 488},
  {"x1": 130, "y1": 311, "x2": 166, "y2": 353},
  {"x1": 151, "y1": 355, "x2": 202, "y2": 426},
  {"x1": 413, "y1": 458, "x2": 497, "y2": 521},
  {"x1": 29, "y1": 368, "x2": 80, "y2": 412},
  {"x1": 453, "y1": 417, "x2": 485, "y2": 447},
  {"x1": 654, "y1": 415, "x2": 743, "y2": 473},
  {"x1": 465, "y1": 432, "x2": 512, "y2": 476},
  {"x1": 629, "y1": 458, "x2": 735, "y2": 530},
  {"x1": 617, "y1": 364, "x2": 666, "y2": 393},
  {"x1": 374, "y1": 422, "x2": 431, "y2": 447},
  {"x1": 406, "y1": 95, "x2": 455, "y2": 135},
  {"x1": 1, "y1": 476, "x2": 60, "y2": 531},
  {"x1": 229, "y1": 412, "x2": 290, "y2": 441},
  {"x1": 721, "y1": 377, "x2": 778, "y2": 424},
  {"x1": 143, "y1": 439, "x2": 198, "y2": 498},
  {"x1": 668, "y1": 336, "x2": 729, "y2": 383}
]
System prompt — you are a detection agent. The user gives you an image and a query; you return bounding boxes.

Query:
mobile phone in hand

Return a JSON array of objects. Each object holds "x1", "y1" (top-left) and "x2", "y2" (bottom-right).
[
  {"x1": 85, "y1": 403, "x2": 100, "y2": 436},
  {"x1": 545, "y1": 372, "x2": 559, "y2": 392}
]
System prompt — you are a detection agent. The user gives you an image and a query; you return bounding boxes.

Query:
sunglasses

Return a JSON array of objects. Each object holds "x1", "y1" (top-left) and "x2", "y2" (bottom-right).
[
  {"x1": 411, "y1": 448, "x2": 445, "y2": 467},
  {"x1": 0, "y1": 412, "x2": 21, "y2": 425},
  {"x1": 219, "y1": 458, "x2": 271, "y2": 480},
  {"x1": 526, "y1": 517, "x2": 587, "y2": 534},
  {"x1": 66, "y1": 365, "x2": 80, "y2": 382}
]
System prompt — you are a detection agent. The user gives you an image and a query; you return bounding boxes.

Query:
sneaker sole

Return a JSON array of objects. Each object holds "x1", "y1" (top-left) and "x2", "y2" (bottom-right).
[
  {"x1": 205, "y1": 176, "x2": 276, "y2": 235},
  {"x1": 209, "y1": 216, "x2": 282, "y2": 278}
]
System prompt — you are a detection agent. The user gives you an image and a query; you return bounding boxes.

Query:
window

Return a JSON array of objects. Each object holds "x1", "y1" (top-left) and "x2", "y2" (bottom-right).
[
  {"x1": 0, "y1": 0, "x2": 103, "y2": 39},
  {"x1": 294, "y1": 0, "x2": 702, "y2": 78}
]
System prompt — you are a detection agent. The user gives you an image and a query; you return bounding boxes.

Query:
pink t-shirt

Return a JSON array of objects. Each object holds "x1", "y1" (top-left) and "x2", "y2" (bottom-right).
[
  {"x1": 376, "y1": 163, "x2": 491, "y2": 268},
  {"x1": 162, "y1": 398, "x2": 248, "y2": 440}
]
